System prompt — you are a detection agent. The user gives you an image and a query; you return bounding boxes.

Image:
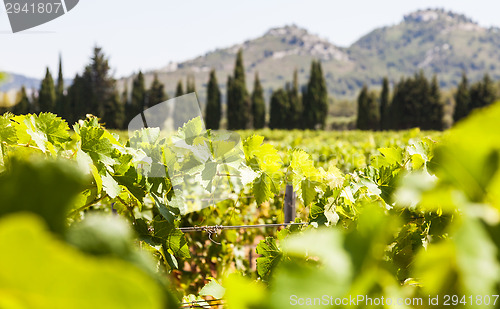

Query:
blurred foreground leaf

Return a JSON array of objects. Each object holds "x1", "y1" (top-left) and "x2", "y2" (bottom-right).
[
  {"x1": 414, "y1": 218, "x2": 500, "y2": 303},
  {"x1": 431, "y1": 102, "x2": 500, "y2": 209},
  {"x1": 0, "y1": 213, "x2": 164, "y2": 309},
  {"x1": 0, "y1": 159, "x2": 86, "y2": 233}
]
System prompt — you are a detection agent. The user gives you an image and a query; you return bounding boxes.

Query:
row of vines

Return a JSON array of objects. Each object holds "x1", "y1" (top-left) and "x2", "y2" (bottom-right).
[{"x1": 0, "y1": 102, "x2": 499, "y2": 308}]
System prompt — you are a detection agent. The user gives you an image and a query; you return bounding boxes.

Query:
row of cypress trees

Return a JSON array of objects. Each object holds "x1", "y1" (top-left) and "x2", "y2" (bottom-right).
[
  {"x1": 2, "y1": 48, "x2": 182, "y2": 129},
  {"x1": 204, "y1": 50, "x2": 329, "y2": 130},
  {"x1": 2, "y1": 48, "x2": 126, "y2": 128},
  {"x1": 3, "y1": 47, "x2": 328, "y2": 131},
  {"x1": 357, "y1": 71, "x2": 497, "y2": 131},
  {"x1": 268, "y1": 62, "x2": 328, "y2": 130},
  {"x1": 1, "y1": 64, "x2": 64, "y2": 118},
  {"x1": 13, "y1": 46, "x2": 495, "y2": 132}
]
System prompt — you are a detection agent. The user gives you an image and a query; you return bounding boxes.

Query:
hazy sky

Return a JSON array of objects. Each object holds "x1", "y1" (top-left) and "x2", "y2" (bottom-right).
[{"x1": 1, "y1": 0, "x2": 499, "y2": 79}]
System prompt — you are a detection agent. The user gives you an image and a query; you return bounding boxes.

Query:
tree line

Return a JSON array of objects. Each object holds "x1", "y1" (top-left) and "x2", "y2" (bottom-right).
[
  {"x1": 2, "y1": 48, "x2": 127, "y2": 128},
  {"x1": 356, "y1": 71, "x2": 498, "y2": 131},
  {"x1": 2, "y1": 46, "x2": 498, "y2": 131},
  {"x1": 1, "y1": 47, "x2": 329, "y2": 131}
]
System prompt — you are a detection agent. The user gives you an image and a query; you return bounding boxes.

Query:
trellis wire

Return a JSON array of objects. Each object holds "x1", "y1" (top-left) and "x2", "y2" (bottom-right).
[
  {"x1": 178, "y1": 222, "x2": 308, "y2": 232},
  {"x1": 179, "y1": 184, "x2": 305, "y2": 244},
  {"x1": 179, "y1": 298, "x2": 224, "y2": 308},
  {"x1": 178, "y1": 222, "x2": 308, "y2": 245},
  {"x1": 177, "y1": 188, "x2": 303, "y2": 306}
]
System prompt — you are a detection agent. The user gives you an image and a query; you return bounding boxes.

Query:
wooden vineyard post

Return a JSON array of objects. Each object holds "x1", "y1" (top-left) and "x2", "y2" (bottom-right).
[{"x1": 284, "y1": 184, "x2": 296, "y2": 223}]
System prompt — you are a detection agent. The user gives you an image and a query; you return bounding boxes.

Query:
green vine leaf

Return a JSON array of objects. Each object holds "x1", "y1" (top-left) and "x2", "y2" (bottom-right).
[{"x1": 256, "y1": 237, "x2": 283, "y2": 281}]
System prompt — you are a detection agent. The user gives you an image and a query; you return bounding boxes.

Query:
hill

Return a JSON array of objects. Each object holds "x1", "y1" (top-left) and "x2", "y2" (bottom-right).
[
  {"x1": 349, "y1": 9, "x2": 500, "y2": 90},
  {"x1": 0, "y1": 73, "x2": 40, "y2": 93},
  {"x1": 119, "y1": 9, "x2": 500, "y2": 104}
]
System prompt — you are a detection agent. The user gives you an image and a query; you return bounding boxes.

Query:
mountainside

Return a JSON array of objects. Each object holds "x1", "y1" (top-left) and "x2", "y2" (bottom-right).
[
  {"x1": 123, "y1": 8, "x2": 500, "y2": 104},
  {"x1": 349, "y1": 9, "x2": 500, "y2": 90}
]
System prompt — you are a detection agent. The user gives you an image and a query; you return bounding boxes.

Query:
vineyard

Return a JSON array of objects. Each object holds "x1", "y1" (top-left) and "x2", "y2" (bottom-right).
[{"x1": 1, "y1": 102, "x2": 500, "y2": 309}]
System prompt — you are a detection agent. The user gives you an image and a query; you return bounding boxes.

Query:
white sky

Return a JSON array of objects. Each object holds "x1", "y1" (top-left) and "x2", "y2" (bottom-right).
[{"x1": 0, "y1": 0, "x2": 499, "y2": 79}]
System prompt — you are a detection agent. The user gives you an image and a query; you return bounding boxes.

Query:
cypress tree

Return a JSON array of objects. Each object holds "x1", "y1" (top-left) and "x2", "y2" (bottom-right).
[
  {"x1": 175, "y1": 80, "x2": 184, "y2": 97},
  {"x1": 226, "y1": 75, "x2": 233, "y2": 125},
  {"x1": 66, "y1": 74, "x2": 84, "y2": 123},
  {"x1": 356, "y1": 85, "x2": 380, "y2": 130},
  {"x1": 303, "y1": 60, "x2": 328, "y2": 129},
  {"x1": 386, "y1": 81, "x2": 398, "y2": 129},
  {"x1": 130, "y1": 71, "x2": 146, "y2": 116},
  {"x1": 186, "y1": 76, "x2": 196, "y2": 94},
  {"x1": 316, "y1": 62, "x2": 328, "y2": 129},
  {"x1": 469, "y1": 79, "x2": 481, "y2": 110},
  {"x1": 453, "y1": 72, "x2": 470, "y2": 123},
  {"x1": 269, "y1": 88, "x2": 289, "y2": 129},
  {"x1": 103, "y1": 90, "x2": 125, "y2": 129},
  {"x1": 173, "y1": 79, "x2": 192, "y2": 129},
  {"x1": 414, "y1": 71, "x2": 430, "y2": 128},
  {"x1": 227, "y1": 49, "x2": 250, "y2": 130},
  {"x1": 205, "y1": 69, "x2": 221, "y2": 130},
  {"x1": 367, "y1": 91, "x2": 380, "y2": 130},
  {"x1": 470, "y1": 74, "x2": 497, "y2": 110},
  {"x1": 482, "y1": 74, "x2": 497, "y2": 106},
  {"x1": 12, "y1": 86, "x2": 30, "y2": 115},
  {"x1": 380, "y1": 77, "x2": 389, "y2": 130},
  {"x1": 427, "y1": 75, "x2": 443, "y2": 130},
  {"x1": 119, "y1": 85, "x2": 130, "y2": 128},
  {"x1": 302, "y1": 63, "x2": 315, "y2": 129},
  {"x1": 185, "y1": 76, "x2": 199, "y2": 117},
  {"x1": 80, "y1": 47, "x2": 116, "y2": 124},
  {"x1": 390, "y1": 77, "x2": 413, "y2": 130},
  {"x1": 30, "y1": 88, "x2": 39, "y2": 114},
  {"x1": 301, "y1": 84, "x2": 308, "y2": 126},
  {"x1": 356, "y1": 85, "x2": 368, "y2": 130},
  {"x1": 251, "y1": 72, "x2": 266, "y2": 129},
  {"x1": 148, "y1": 74, "x2": 167, "y2": 107},
  {"x1": 285, "y1": 81, "x2": 294, "y2": 129},
  {"x1": 38, "y1": 68, "x2": 56, "y2": 113},
  {"x1": 55, "y1": 55, "x2": 65, "y2": 116},
  {"x1": 287, "y1": 69, "x2": 302, "y2": 129},
  {"x1": 121, "y1": 85, "x2": 129, "y2": 107}
]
